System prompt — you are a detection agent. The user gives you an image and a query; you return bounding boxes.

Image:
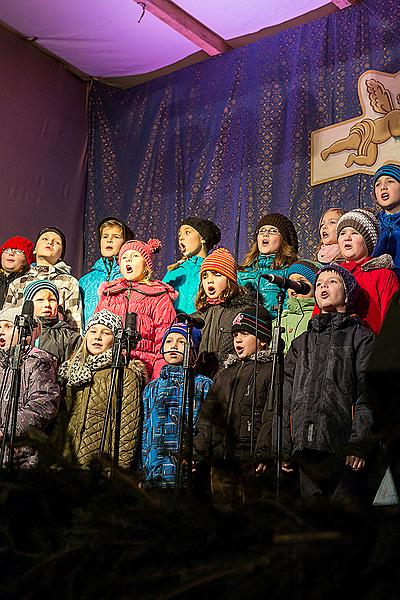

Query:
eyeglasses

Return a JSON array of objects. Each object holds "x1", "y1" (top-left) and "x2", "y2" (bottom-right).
[
  {"x1": 258, "y1": 227, "x2": 280, "y2": 236},
  {"x1": 3, "y1": 248, "x2": 25, "y2": 256}
]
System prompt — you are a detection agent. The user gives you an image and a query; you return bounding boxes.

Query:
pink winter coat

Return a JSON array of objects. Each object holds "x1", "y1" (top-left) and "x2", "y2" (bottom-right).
[{"x1": 95, "y1": 278, "x2": 177, "y2": 379}]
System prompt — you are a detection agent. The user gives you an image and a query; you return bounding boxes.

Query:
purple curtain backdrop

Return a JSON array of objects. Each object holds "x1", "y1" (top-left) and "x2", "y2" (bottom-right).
[
  {"x1": 0, "y1": 26, "x2": 88, "y2": 276},
  {"x1": 86, "y1": 0, "x2": 400, "y2": 277}
]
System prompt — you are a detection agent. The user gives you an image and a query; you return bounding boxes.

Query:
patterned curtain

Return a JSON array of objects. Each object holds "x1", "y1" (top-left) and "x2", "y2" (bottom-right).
[{"x1": 86, "y1": 0, "x2": 400, "y2": 276}]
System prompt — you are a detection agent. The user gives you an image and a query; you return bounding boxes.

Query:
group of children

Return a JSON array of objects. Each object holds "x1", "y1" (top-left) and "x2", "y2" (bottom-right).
[{"x1": 0, "y1": 163, "x2": 399, "y2": 505}]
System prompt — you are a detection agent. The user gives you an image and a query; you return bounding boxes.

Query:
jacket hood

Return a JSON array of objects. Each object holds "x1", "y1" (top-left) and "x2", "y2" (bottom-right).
[
  {"x1": 102, "y1": 277, "x2": 178, "y2": 301},
  {"x1": 285, "y1": 297, "x2": 315, "y2": 315},
  {"x1": 309, "y1": 312, "x2": 361, "y2": 333},
  {"x1": 31, "y1": 261, "x2": 72, "y2": 275},
  {"x1": 223, "y1": 348, "x2": 272, "y2": 368},
  {"x1": 361, "y1": 253, "x2": 395, "y2": 271}
]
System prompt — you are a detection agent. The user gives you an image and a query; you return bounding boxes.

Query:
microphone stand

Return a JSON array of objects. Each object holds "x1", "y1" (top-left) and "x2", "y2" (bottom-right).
[
  {"x1": 0, "y1": 317, "x2": 33, "y2": 469},
  {"x1": 99, "y1": 324, "x2": 141, "y2": 472},
  {"x1": 176, "y1": 328, "x2": 195, "y2": 493},
  {"x1": 267, "y1": 289, "x2": 286, "y2": 498}
]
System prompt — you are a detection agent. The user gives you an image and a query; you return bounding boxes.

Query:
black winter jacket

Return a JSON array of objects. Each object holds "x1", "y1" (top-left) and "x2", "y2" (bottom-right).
[
  {"x1": 194, "y1": 288, "x2": 256, "y2": 372},
  {"x1": 194, "y1": 350, "x2": 273, "y2": 467},
  {"x1": 37, "y1": 318, "x2": 82, "y2": 368},
  {"x1": 278, "y1": 313, "x2": 375, "y2": 460}
]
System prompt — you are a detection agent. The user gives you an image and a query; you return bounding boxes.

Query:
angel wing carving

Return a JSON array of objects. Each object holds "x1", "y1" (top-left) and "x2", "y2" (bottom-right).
[{"x1": 366, "y1": 79, "x2": 394, "y2": 114}]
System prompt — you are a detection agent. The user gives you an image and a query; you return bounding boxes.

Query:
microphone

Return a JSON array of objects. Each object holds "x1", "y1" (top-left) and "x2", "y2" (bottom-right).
[
  {"x1": 15, "y1": 299, "x2": 35, "y2": 331},
  {"x1": 259, "y1": 273, "x2": 311, "y2": 295},
  {"x1": 124, "y1": 312, "x2": 141, "y2": 349},
  {"x1": 176, "y1": 313, "x2": 205, "y2": 330}
]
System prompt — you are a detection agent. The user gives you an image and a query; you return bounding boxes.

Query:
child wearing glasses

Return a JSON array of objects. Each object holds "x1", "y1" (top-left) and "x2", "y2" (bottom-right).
[
  {"x1": 238, "y1": 214, "x2": 298, "y2": 318},
  {"x1": 0, "y1": 237, "x2": 34, "y2": 309}
]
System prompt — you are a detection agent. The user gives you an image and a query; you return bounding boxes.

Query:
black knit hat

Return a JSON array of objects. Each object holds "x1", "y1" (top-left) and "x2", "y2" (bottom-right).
[
  {"x1": 256, "y1": 213, "x2": 298, "y2": 252},
  {"x1": 97, "y1": 217, "x2": 134, "y2": 250},
  {"x1": 315, "y1": 264, "x2": 359, "y2": 310},
  {"x1": 231, "y1": 305, "x2": 272, "y2": 344},
  {"x1": 180, "y1": 217, "x2": 221, "y2": 251},
  {"x1": 34, "y1": 227, "x2": 66, "y2": 261}
]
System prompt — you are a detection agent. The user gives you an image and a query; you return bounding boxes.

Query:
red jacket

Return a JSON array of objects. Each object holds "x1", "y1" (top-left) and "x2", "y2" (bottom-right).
[
  {"x1": 96, "y1": 278, "x2": 177, "y2": 379},
  {"x1": 312, "y1": 255, "x2": 399, "y2": 334}
]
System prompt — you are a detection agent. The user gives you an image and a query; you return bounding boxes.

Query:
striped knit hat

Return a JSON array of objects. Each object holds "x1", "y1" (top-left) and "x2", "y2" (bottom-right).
[
  {"x1": 118, "y1": 239, "x2": 161, "y2": 271},
  {"x1": 315, "y1": 264, "x2": 359, "y2": 310},
  {"x1": 373, "y1": 164, "x2": 400, "y2": 189},
  {"x1": 24, "y1": 280, "x2": 60, "y2": 303},
  {"x1": 336, "y1": 208, "x2": 379, "y2": 255},
  {"x1": 200, "y1": 248, "x2": 237, "y2": 283},
  {"x1": 161, "y1": 322, "x2": 201, "y2": 354},
  {"x1": 231, "y1": 305, "x2": 272, "y2": 344},
  {"x1": 84, "y1": 310, "x2": 122, "y2": 336},
  {"x1": 287, "y1": 259, "x2": 322, "y2": 286}
]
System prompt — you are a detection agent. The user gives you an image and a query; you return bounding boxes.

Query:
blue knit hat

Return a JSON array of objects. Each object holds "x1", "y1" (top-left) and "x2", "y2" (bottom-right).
[
  {"x1": 315, "y1": 264, "x2": 359, "y2": 310},
  {"x1": 23, "y1": 280, "x2": 60, "y2": 303},
  {"x1": 373, "y1": 164, "x2": 400, "y2": 189},
  {"x1": 161, "y1": 323, "x2": 201, "y2": 354},
  {"x1": 287, "y1": 260, "x2": 322, "y2": 286}
]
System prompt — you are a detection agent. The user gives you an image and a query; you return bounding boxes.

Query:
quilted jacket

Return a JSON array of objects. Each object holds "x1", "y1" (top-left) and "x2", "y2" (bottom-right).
[
  {"x1": 63, "y1": 360, "x2": 147, "y2": 469},
  {"x1": 95, "y1": 278, "x2": 177, "y2": 379}
]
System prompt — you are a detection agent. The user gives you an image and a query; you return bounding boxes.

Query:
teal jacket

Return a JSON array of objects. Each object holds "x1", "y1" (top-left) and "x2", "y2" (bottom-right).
[
  {"x1": 237, "y1": 254, "x2": 289, "y2": 319},
  {"x1": 275, "y1": 297, "x2": 315, "y2": 353},
  {"x1": 162, "y1": 255, "x2": 203, "y2": 315},
  {"x1": 79, "y1": 257, "x2": 122, "y2": 328}
]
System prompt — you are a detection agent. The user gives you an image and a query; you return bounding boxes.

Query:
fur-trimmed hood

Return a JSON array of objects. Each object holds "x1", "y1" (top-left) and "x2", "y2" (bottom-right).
[
  {"x1": 361, "y1": 253, "x2": 395, "y2": 271},
  {"x1": 223, "y1": 348, "x2": 272, "y2": 368}
]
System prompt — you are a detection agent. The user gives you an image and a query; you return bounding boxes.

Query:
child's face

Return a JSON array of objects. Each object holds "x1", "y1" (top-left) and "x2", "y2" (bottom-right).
[
  {"x1": 374, "y1": 175, "x2": 400, "y2": 214},
  {"x1": 120, "y1": 250, "x2": 147, "y2": 281},
  {"x1": 86, "y1": 325, "x2": 114, "y2": 355},
  {"x1": 100, "y1": 225, "x2": 124, "y2": 258},
  {"x1": 319, "y1": 210, "x2": 341, "y2": 245},
  {"x1": 288, "y1": 274, "x2": 314, "y2": 299},
  {"x1": 0, "y1": 320, "x2": 18, "y2": 349},
  {"x1": 257, "y1": 225, "x2": 283, "y2": 255},
  {"x1": 178, "y1": 225, "x2": 203, "y2": 257},
  {"x1": 315, "y1": 271, "x2": 346, "y2": 313},
  {"x1": 201, "y1": 270, "x2": 228, "y2": 299},
  {"x1": 35, "y1": 232, "x2": 63, "y2": 265},
  {"x1": 32, "y1": 290, "x2": 58, "y2": 318},
  {"x1": 163, "y1": 332, "x2": 186, "y2": 365},
  {"x1": 338, "y1": 227, "x2": 368, "y2": 261},
  {"x1": 233, "y1": 330, "x2": 263, "y2": 359},
  {"x1": 1, "y1": 248, "x2": 27, "y2": 274}
]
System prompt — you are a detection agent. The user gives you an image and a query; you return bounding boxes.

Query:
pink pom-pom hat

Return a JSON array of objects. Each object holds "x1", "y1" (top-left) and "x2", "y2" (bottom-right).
[{"x1": 118, "y1": 238, "x2": 162, "y2": 271}]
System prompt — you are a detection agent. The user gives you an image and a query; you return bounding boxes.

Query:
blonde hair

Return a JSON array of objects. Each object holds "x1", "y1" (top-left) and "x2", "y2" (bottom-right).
[
  {"x1": 99, "y1": 219, "x2": 124, "y2": 238},
  {"x1": 239, "y1": 239, "x2": 298, "y2": 271},
  {"x1": 314, "y1": 207, "x2": 346, "y2": 257},
  {"x1": 65, "y1": 328, "x2": 114, "y2": 376},
  {"x1": 194, "y1": 275, "x2": 240, "y2": 312}
]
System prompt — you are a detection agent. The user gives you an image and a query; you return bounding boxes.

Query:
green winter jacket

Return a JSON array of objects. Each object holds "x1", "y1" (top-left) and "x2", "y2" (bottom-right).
[{"x1": 275, "y1": 297, "x2": 315, "y2": 353}]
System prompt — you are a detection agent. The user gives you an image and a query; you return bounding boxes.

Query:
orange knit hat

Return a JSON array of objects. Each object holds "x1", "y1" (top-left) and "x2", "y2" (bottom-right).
[{"x1": 200, "y1": 248, "x2": 237, "y2": 283}]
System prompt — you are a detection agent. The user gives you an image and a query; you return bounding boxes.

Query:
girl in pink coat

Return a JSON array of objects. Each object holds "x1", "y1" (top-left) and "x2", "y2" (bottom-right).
[{"x1": 95, "y1": 239, "x2": 177, "y2": 379}]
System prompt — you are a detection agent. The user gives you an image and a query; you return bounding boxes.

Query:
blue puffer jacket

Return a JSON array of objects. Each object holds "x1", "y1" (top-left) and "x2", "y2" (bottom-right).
[
  {"x1": 162, "y1": 255, "x2": 204, "y2": 315},
  {"x1": 79, "y1": 257, "x2": 122, "y2": 328},
  {"x1": 373, "y1": 211, "x2": 400, "y2": 279},
  {"x1": 237, "y1": 254, "x2": 289, "y2": 318},
  {"x1": 141, "y1": 364, "x2": 213, "y2": 487}
]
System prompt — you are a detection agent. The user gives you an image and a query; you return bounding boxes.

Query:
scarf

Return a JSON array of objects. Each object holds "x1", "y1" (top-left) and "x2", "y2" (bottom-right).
[
  {"x1": 317, "y1": 243, "x2": 341, "y2": 263},
  {"x1": 58, "y1": 348, "x2": 113, "y2": 387}
]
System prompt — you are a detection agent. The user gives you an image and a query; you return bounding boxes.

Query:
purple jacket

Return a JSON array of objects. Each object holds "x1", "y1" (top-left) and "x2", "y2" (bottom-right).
[{"x1": 0, "y1": 346, "x2": 60, "y2": 467}]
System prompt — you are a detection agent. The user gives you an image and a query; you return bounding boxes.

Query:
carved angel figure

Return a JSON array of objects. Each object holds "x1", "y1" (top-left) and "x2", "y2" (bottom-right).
[{"x1": 321, "y1": 79, "x2": 400, "y2": 167}]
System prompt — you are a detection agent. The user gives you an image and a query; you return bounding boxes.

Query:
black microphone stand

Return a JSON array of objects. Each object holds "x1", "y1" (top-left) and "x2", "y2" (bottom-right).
[
  {"x1": 99, "y1": 321, "x2": 141, "y2": 472},
  {"x1": 175, "y1": 325, "x2": 195, "y2": 493},
  {"x1": 267, "y1": 289, "x2": 286, "y2": 498},
  {"x1": 0, "y1": 315, "x2": 33, "y2": 469}
]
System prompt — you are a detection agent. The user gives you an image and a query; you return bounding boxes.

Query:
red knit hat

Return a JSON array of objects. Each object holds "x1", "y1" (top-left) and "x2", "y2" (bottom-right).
[
  {"x1": 200, "y1": 248, "x2": 237, "y2": 283},
  {"x1": 0, "y1": 236, "x2": 34, "y2": 266},
  {"x1": 118, "y1": 238, "x2": 162, "y2": 271}
]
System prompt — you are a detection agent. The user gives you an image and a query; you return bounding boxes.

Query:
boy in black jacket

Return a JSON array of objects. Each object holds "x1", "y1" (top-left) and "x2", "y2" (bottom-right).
[
  {"x1": 194, "y1": 305, "x2": 273, "y2": 506},
  {"x1": 266, "y1": 264, "x2": 375, "y2": 501}
]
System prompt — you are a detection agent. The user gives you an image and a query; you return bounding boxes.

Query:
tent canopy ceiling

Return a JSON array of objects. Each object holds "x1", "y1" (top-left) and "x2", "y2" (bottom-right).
[{"x1": 0, "y1": 0, "x2": 357, "y2": 80}]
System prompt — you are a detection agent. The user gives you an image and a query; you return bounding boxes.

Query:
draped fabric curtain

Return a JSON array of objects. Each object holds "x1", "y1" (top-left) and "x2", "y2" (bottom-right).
[{"x1": 86, "y1": 0, "x2": 400, "y2": 276}]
